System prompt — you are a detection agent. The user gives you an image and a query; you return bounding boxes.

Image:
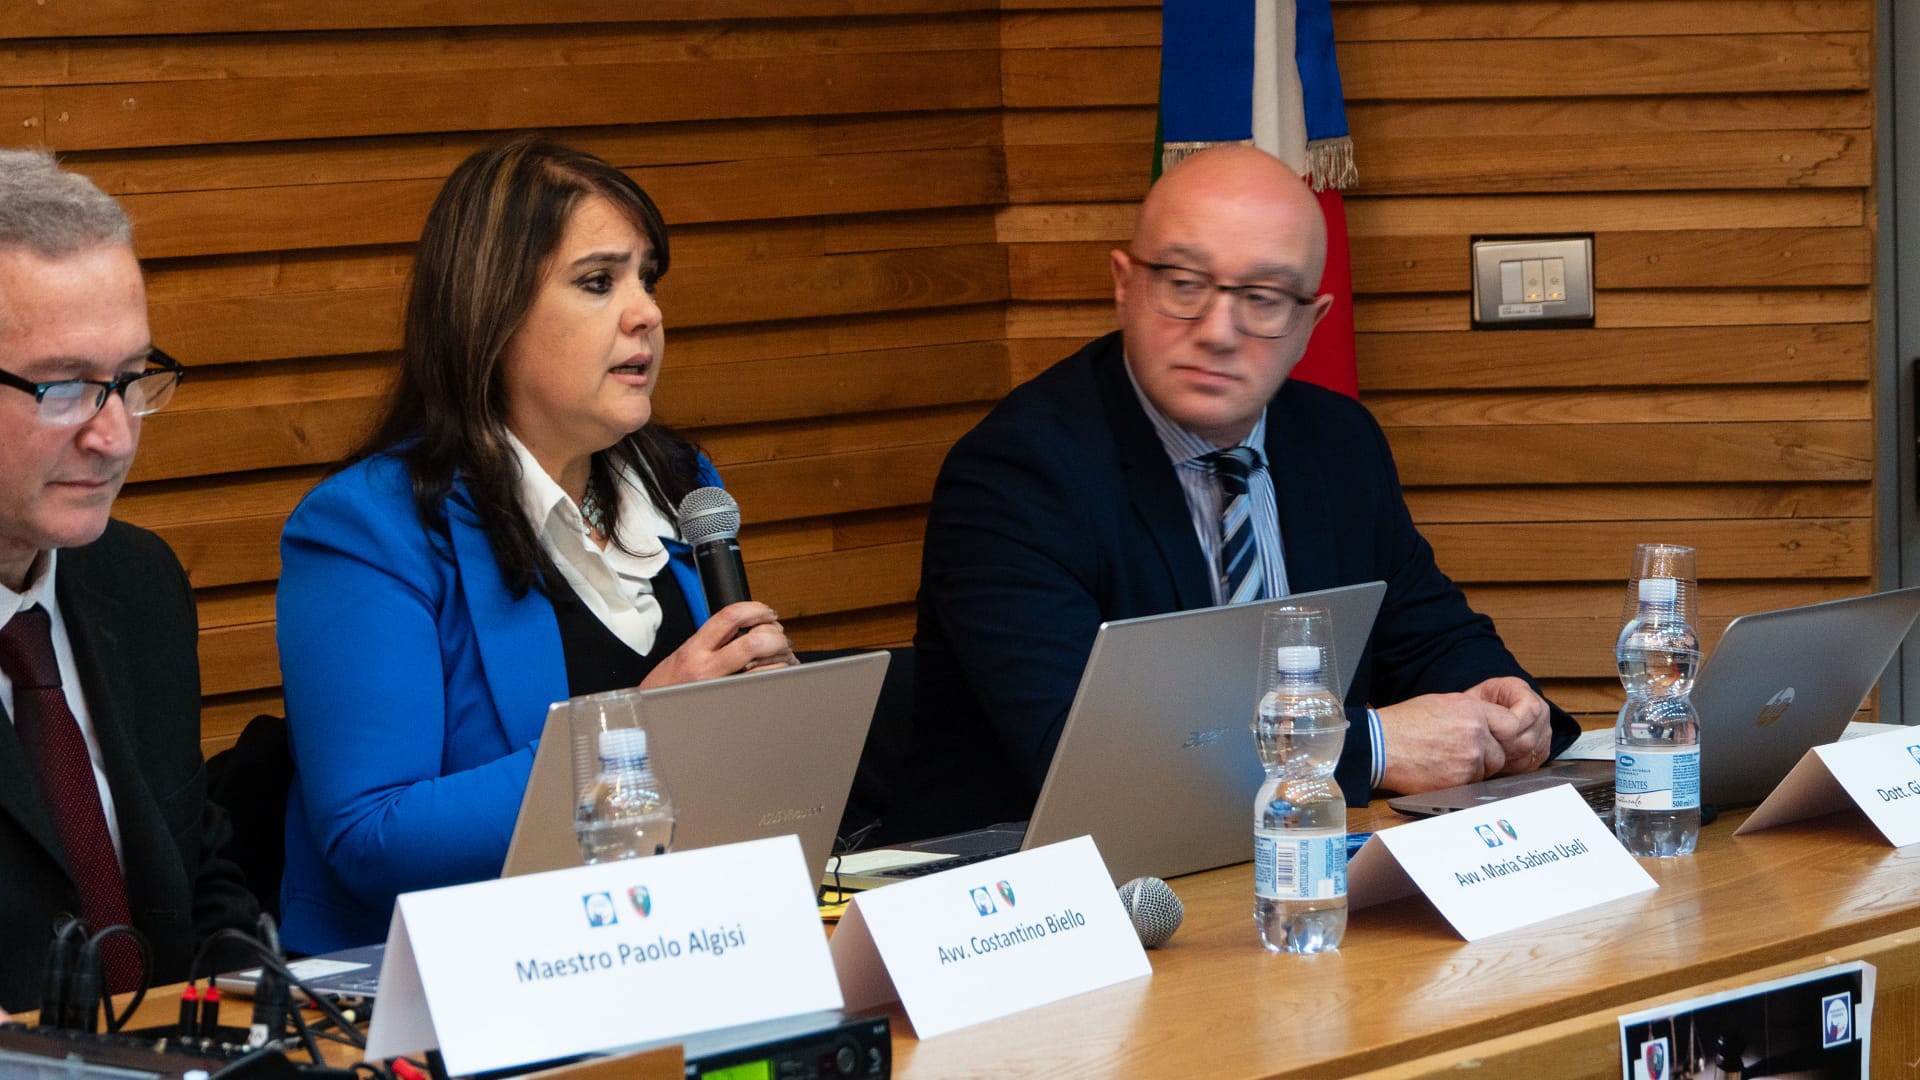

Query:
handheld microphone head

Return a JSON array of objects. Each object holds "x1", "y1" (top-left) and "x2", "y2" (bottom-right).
[
  {"x1": 677, "y1": 487, "x2": 741, "y2": 545},
  {"x1": 1117, "y1": 876, "x2": 1184, "y2": 948}
]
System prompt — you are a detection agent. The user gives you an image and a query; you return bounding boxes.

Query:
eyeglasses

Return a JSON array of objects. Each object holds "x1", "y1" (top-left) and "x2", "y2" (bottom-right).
[
  {"x1": 1131, "y1": 258, "x2": 1319, "y2": 340},
  {"x1": 0, "y1": 348, "x2": 186, "y2": 426}
]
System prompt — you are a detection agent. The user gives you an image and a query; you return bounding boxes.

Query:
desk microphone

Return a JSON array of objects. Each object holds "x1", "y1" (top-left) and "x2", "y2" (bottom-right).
[
  {"x1": 1117, "y1": 876, "x2": 1184, "y2": 948},
  {"x1": 677, "y1": 487, "x2": 751, "y2": 613}
]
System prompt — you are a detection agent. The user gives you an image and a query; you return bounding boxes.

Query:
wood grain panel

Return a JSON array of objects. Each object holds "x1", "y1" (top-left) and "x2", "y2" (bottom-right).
[
  {"x1": 67, "y1": 113, "x2": 1002, "y2": 195},
  {"x1": 1004, "y1": 143, "x2": 1152, "y2": 204},
  {"x1": 1339, "y1": 34, "x2": 1869, "y2": 100},
  {"x1": 1000, "y1": 9, "x2": 1158, "y2": 49},
  {"x1": 1000, "y1": 46, "x2": 1156, "y2": 108},
  {"x1": 2, "y1": 1, "x2": 1002, "y2": 39},
  {"x1": 43, "y1": 51, "x2": 1002, "y2": 149},
  {"x1": 1349, "y1": 93, "x2": 1870, "y2": 139},
  {"x1": 1345, "y1": 191, "x2": 1866, "y2": 235},
  {"x1": 1387, "y1": 422, "x2": 1872, "y2": 485},
  {"x1": 655, "y1": 341, "x2": 1010, "y2": 427},
  {"x1": 1367, "y1": 386, "x2": 1868, "y2": 427},
  {"x1": 1356, "y1": 287, "x2": 1874, "y2": 333},
  {"x1": 1352, "y1": 228, "x2": 1869, "y2": 293},
  {"x1": 123, "y1": 147, "x2": 1005, "y2": 259},
  {"x1": 1424, "y1": 518, "x2": 1870, "y2": 582},
  {"x1": 10, "y1": 18, "x2": 1004, "y2": 86},
  {"x1": 1335, "y1": 1, "x2": 1871, "y2": 41},
  {"x1": 1403, "y1": 483, "x2": 1871, "y2": 524},
  {"x1": 1358, "y1": 129, "x2": 1868, "y2": 195},
  {"x1": 1358, "y1": 325, "x2": 1869, "y2": 389}
]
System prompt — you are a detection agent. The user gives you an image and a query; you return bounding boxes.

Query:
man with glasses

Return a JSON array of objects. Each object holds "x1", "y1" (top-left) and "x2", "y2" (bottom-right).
[
  {"x1": 0, "y1": 148, "x2": 254, "y2": 1014},
  {"x1": 893, "y1": 147, "x2": 1577, "y2": 838}
]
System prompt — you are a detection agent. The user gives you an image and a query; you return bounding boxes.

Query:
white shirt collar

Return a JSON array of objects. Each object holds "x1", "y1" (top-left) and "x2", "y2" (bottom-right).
[
  {"x1": 504, "y1": 430, "x2": 677, "y2": 656},
  {"x1": 1, "y1": 549, "x2": 58, "y2": 628},
  {"x1": 1122, "y1": 351, "x2": 1269, "y2": 467}
]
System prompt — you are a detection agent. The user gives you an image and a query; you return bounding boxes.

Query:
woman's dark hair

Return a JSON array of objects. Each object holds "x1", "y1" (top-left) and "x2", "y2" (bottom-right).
[{"x1": 354, "y1": 134, "x2": 702, "y2": 597}]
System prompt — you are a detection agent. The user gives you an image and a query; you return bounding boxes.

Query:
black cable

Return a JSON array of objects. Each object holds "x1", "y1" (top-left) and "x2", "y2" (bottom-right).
[
  {"x1": 83, "y1": 925, "x2": 152, "y2": 1033},
  {"x1": 38, "y1": 916, "x2": 84, "y2": 1028},
  {"x1": 189, "y1": 928, "x2": 366, "y2": 1050}
]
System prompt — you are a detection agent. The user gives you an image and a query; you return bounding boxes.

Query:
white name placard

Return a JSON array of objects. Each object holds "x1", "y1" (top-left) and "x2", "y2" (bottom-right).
[
  {"x1": 364, "y1": 835, "x2": 841, "y2": 1077},
  {"x1": 830, "y1": 835, "x2": 1150, "y2": 1039},
  {"x1": 1735, "y1": 726, "x2": 1920, "y2": 846},
  {"x1": 1349, "y1": 784, "x2": 1657, "y2": 941}
]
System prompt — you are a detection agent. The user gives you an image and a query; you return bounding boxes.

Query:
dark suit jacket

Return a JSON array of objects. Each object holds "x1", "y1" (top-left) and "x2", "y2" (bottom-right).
[
  {"x1": 0, "y1": 521, "x2": 256, "y2": 1013},
  {"x1": 895, "y1": 332, "x2": 1578, "y2": 838}
]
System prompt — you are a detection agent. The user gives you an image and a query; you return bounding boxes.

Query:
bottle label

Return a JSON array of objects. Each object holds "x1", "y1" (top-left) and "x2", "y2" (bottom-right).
[
  {"x1": 1254, "y1": 830, "x2": 1346, "y2": 901},
  {"x1": 1615, "y1": 745, "x2": 1701, "y2": 811}
]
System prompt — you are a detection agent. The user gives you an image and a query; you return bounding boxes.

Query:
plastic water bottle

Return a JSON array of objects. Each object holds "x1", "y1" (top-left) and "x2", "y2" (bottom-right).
[
  {"x1": 1253, "y1": 645, "x2": 1349, "y2": 952},
  {"x1": 1614, "y1": 577, "x2": 1702, "y2": 856},
  {"x1": 574, "y1": 728, "x2": 677, "y2": 864}
]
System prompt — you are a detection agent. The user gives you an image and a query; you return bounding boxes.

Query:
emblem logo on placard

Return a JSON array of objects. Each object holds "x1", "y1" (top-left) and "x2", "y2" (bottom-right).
[
  {"x1": 628, "y1": 885, "x2": 652, "y2": 917},
  {"x1": 582, "y1": 892, "x2": 618, "y2": 927},
  {"x1": 1497, "y1": 819, "x2": 1518, "y2": 842},
  {"x1": 997, "y1": 880, "x2": 1016, "y2": 907},
  {"x1": 969, "y1": 886, "x2": 998, "y2": 916},
  {"x1": 1822, "y1": 992, "x2": 1852, "y2": 1047},
  {"x1": 1475, "y1": 824, "x2": 1502, "y2": 849},
  {"x1": 1755, "y1": 687, "x2": 1795, "y2": 728},
  {"x1": 1908, "y1": 744, "x2": 1920, "y2": 768},
  {"x1": 1641, "y1": 1036, "x2": 1668, "y2": 1080}
]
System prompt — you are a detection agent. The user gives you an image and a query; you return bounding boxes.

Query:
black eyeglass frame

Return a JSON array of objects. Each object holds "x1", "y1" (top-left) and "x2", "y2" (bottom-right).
[
  {"x1": 1130, "y1": 257, "x2": 1320, "y2": 340},
  {"x1": 0, "y1": 347, "x2": 187, "y2": 425}
]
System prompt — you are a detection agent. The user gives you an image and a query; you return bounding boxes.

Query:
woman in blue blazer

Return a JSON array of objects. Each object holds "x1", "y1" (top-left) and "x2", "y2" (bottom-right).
[{"x1": 276, "y1": 137, "x2": 796, "y2": 953}]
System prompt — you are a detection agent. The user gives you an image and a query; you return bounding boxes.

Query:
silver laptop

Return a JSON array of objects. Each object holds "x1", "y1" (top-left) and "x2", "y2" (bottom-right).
[
  {"x1": 828, "y1": 582, "x2": 1387, "y2": 890},
  {"x1": 1388, "y1": 586, "x2": 1920, "y2": 816},
  {"x1": 503, "y1": 651, "x2": 889, "y2": 878},
  {"x1": 216, "y1": 943, "x2": 385, "y2": 1003}
]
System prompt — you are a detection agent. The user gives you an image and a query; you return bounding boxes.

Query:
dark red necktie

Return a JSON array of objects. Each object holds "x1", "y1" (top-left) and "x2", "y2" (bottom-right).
[{"x1": 0, "y1": 605, "x2": 141, "y2": 993}]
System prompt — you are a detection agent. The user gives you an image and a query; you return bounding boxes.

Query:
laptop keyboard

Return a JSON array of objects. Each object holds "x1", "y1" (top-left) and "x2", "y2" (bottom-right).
[
  {"x1": 881, "y1": 847, "x2": 1017, "y2": 879},
  {"x1": 1580, "y1": 785, "x2": 1616, "y2": 816}
]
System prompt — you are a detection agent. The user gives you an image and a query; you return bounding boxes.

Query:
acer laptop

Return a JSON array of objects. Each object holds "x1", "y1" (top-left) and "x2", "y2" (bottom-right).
[
  {"x1": 827, "y1": 581, "x2": 1387, "y2": 890},
  {"x1": 1387, "y1": 587, "x2": 1920, "y2": 817},
  {"x1": 503, "y1": 651, "x2": 890, "y2": 879}
]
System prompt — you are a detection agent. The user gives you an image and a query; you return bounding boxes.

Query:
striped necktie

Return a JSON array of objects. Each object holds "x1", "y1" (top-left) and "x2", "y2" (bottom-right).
[{"x1": 1204, "y1": 447, "x2": 1264, "y2": 604}]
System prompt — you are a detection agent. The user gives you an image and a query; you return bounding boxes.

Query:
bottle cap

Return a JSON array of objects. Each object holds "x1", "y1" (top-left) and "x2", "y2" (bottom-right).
[
  {"x1": 1274, "y1": 645, "x2": 1322, "y2": 674},
  {"x1": 598, "y1": 727, "x2": 648, "y2": 763},
  {"x1": 1638, "y1": 576, "x2": 1679, "y2": 604}
]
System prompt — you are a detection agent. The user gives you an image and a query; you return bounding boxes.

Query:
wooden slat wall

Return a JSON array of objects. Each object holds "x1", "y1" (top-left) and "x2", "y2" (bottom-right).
[
  {"x1": 1002, "y1": 0, "x2": 1879, "y2": 727},
  {"x1": 4, "y1": 0, "x2": 1882, "y2": 751},
  {"x1": 2, "y1": 5, "x2": 1016, "y2": 752}
]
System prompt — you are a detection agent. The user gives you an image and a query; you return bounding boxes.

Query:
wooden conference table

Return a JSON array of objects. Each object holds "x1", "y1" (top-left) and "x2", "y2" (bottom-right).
[
  {"x1": 93, "y1": 802, "x2": 1920, "y2": 1078},
  {"x1": 883, "y1": 802, "x2": 1920, "y2": 1079}
]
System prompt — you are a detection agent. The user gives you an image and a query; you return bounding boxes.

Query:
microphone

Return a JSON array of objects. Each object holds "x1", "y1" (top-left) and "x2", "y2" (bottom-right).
[
  {"x1": 677, "y1": 486, "x2": 751, "y2": 613},
  {"x1": 1117, "y1": 876, "x2": 1184, "y2": 948}
]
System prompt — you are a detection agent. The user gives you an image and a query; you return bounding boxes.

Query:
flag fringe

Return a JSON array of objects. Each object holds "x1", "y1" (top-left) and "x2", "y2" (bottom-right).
[
  {"x1": 1306, "y1": 136, "x2": 1356, "y2": 192},
  {"x1": 1160, "y1": 138, "x2": 1253, "y2": 175}
]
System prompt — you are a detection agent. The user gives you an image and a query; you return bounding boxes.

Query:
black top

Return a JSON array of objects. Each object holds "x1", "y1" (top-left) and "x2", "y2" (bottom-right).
[{"x1": 551, "y1": 564, "x2": 697, "y2": 697}]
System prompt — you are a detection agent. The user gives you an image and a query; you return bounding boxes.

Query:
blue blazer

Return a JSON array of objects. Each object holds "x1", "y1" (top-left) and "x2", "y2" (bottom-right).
[
  {"x1": 277, "y1": 452, "x2": 717, "y2": 953},
  {"x1": 894, "y1": 332, "x2": 1577, "y2": 839}
]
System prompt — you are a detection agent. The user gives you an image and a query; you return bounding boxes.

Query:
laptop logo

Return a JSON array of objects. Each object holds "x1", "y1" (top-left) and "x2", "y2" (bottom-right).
[
  {"x1": 1754, "y1": 686, "x2": 1795, "y2": 728},
  {"x1": 1182, "y1": 727, "x2": 1228, "y2": 749},
  {"x1": 970, "y1": 886, "x2": 998, "y2": 916},
  {"x1": 758, "y1": 804, "x2": 824, "y2": 826},
  {"x1": 582, "y1": 892, "x2": 618, "y2": 927}
]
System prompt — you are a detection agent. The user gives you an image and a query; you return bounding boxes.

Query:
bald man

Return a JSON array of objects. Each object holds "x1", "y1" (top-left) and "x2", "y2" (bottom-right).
[{"x1": 891, "y1": 148, "x2": 1578, "y2": 839}]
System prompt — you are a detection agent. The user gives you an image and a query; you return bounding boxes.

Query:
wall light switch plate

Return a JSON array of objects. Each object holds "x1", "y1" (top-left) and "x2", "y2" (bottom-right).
[{"x1": 1470, "y1": 236, "x2": 1594, "y2": 329}]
